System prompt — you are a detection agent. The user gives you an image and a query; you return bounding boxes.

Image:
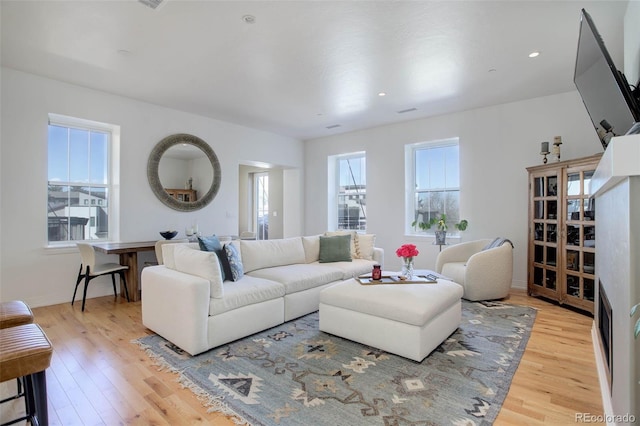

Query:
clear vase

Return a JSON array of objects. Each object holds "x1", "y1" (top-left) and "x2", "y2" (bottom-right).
[{"x1": 401, "y1": 258, "x2": 414, "y2": 279}]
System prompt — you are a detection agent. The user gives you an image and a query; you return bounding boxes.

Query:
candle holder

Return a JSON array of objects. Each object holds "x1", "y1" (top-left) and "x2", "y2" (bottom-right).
[
  {"x1": 553, "y1": 136, "x2": 562, "y2": 162},
  {"x1": 540, "y1": 141, "x2": 550, "y2": 164}
]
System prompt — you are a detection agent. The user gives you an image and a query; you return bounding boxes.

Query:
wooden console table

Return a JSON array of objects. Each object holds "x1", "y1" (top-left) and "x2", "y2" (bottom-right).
[{"x1": 91, "y1": 241, "x2": 157, "y2": 302}]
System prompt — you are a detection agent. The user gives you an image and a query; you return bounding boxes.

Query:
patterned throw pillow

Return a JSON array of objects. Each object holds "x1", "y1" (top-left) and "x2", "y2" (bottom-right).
[
  {"x1": 224, "y1": 243, "x2": 244, "y2": 281},
  {"x1": 198, "y1": 235, "x2": 230, "y2": 281}
]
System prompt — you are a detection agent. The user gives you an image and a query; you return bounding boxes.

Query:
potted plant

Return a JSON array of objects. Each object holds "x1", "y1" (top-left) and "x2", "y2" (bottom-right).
[{"x1": 411, "y1": 214, "x2": 468, "y2": 245}]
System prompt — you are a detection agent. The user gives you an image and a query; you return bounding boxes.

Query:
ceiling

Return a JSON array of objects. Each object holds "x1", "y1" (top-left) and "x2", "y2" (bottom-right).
[{"x1": 0, "y1": 0, "x2": 631, "y2": 140}]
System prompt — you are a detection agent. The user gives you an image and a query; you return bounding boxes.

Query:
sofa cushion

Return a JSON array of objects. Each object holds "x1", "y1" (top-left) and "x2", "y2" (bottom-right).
[
  {"x1": 302, "y1": 235, "x2": 321, "y2": 263},
  {"x1": 171, "y1": 245, "x2": 224, "y2": 298},
  {"x1": 240, "y1": 237, "x2": 306, "y2": 273},
  {"x1": 319, "y1": 235, "x2": 352, "y2": 263},
  {"x1": 162, "y1": 242, "x2": 200, "y2": 270},
  {"x1": 319, "y1": 258, "x2": 377, "y2": 280},
  {"x1": 224, "y1": 243, "x2": 244, "y2": 281},
  {"x1": 247, "y1": 263, "x2": 344, "y2": 294},
  {"x1": 208, "y1": 276, "x2": 285, "y2": 316}
]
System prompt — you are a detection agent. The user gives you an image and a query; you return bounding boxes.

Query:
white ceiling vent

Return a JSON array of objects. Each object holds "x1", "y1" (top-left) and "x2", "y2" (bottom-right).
[{"x1": 138, "y1": 0, "x2": 166, "y2": 10}]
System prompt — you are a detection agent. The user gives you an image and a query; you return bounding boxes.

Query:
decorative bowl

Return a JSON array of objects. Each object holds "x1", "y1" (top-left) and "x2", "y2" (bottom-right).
[{"x1": 160, "y1": 231, "x2": 178, "y2": 240}]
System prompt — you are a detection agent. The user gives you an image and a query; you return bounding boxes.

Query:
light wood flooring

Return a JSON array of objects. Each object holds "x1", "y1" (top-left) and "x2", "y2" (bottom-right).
[{"x1": 0, "y1": 290, "x2": 604, "y2": 425}]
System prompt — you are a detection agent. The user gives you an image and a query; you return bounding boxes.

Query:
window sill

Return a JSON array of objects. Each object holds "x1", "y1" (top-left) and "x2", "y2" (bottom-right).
[{"x1": 43, "y1": 244, "x2": 78, "y2": 255}]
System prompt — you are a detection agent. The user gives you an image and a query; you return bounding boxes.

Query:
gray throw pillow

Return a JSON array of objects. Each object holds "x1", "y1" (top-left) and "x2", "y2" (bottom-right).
[
  {"x1": 224, "y1": 243, "x2": 244, "y2": 281},
  {"x1": 319, "y1": 234, "x2": 352, "y2": 263}
]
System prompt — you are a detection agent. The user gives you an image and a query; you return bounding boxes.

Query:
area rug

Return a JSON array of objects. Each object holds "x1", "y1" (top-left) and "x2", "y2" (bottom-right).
[{"x1": 135, "y1": 300, "x2": 536, "y2": 425}]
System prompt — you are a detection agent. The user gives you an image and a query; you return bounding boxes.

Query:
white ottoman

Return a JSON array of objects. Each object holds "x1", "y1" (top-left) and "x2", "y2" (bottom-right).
[{"x1": 319, "y1": 278, "x2": 464, "y2": 362}]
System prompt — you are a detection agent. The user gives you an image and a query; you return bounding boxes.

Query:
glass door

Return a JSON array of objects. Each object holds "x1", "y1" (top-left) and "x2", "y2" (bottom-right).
[
  {"x1": 530, "y1": 170, "x2": 560, "y2": 297},
  {"x1": 254, "y1": 172, "x2": 269, "y2": 240},
  {"x1": 563, "y1": 167, "x2": 596, "y2": 309}
]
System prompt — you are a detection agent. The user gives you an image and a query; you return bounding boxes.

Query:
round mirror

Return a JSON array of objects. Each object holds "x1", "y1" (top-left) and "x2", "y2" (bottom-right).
[{"x1": 147, "y1": 134, "x2": 221, "y2": 211}]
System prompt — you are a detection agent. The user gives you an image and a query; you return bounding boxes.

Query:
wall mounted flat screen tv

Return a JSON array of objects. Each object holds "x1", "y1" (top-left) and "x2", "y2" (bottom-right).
[{"x1": 574, "y1": 9, "x2": 640, "y2": 149}]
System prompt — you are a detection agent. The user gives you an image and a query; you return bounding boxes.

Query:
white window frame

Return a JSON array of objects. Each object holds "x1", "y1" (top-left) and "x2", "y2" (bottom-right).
[
  {"x1": 328, "y1": 152, "x2": 367, "y2": 232},
  {"x1": 405, "y1": 138, "x2": 460, "y2": 236},
  {"x1": 47, "y1": 113, "x2": 120, "y2": 246}
]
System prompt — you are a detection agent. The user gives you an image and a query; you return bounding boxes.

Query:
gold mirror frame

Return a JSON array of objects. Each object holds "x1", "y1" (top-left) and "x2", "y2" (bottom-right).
[{"x1": 147, "y1": 133, "x2": 221, "y2": 212}]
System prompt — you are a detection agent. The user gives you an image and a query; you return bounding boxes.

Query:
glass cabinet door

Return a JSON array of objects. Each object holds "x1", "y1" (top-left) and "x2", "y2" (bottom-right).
[
  {"x1": 563, "y1": 168, "x2": 596, "y2": 306},
  {"x1": 530, "y1": 172, "x2": 559, "y2": 294}
]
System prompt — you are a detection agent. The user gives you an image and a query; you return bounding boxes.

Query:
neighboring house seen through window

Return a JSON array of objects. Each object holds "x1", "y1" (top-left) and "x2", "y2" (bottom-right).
[
  {"x1": 407, "y1": 139, "x2": 460, "y2": 235},
  {"x1": 47, "y1": 114, "x2": 117, "y2": 244},
  {"x1": 335, "y1": 152, "x2": 366, "y2": 231}
]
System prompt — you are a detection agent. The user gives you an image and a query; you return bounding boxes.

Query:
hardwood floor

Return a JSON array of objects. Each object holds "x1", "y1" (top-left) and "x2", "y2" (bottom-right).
[{"x1": 0, "y1": 291, "x2": 604, "y2": 425}]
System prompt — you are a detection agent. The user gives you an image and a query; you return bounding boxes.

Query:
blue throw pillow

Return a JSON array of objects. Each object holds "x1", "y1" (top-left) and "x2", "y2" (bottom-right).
[
  {"x1": 198, "y1": 235, "x2": 230, "y2": 281},
  {"x1": 224, "y1": 243, "x2": 244, "y2": 281}
]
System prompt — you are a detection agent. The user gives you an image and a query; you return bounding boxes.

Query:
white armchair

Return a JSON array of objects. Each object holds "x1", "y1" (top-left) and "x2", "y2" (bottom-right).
[{"x1": 435, "y1": 238, "x2": 514, "y2": 301}]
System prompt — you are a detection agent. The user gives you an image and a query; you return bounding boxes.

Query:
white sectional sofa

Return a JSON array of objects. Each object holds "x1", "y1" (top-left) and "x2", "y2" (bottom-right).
[{"x1": 141, "y1": 235, "x2": 383, "y2": 355}]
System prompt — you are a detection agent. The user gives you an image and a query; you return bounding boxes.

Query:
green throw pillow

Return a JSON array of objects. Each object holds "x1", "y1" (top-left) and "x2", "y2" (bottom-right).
[{"x1": 319, "y1": 234, "x2": 352, "y2": 263}]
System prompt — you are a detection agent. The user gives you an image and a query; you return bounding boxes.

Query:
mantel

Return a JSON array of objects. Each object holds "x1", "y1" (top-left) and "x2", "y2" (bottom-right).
[{"x1": 591, "y1": 134, "x2": 640, "y2": 197}]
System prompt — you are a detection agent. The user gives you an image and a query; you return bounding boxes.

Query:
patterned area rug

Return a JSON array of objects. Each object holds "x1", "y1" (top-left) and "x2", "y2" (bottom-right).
[{"x1": 135, "y1": 300, "x2": 536, "y2": 425}]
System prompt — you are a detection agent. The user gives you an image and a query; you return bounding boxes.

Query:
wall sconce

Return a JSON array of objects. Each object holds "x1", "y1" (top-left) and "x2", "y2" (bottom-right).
[
  {"x1": 540, "y1": 141, "x2": 550, "y2": 164},
  {"x1": 553, "y1": 136, "x2": 562, "y2": 161}
]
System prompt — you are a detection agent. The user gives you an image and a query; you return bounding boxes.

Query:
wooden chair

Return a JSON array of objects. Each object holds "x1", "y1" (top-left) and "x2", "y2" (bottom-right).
[{"x1": 72, "y1": 243, "x2": 130, "y2": 312}]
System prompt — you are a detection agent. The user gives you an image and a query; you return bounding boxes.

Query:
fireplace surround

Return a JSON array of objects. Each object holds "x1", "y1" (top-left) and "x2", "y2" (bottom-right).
[{"x1": 591, "y1": 135, "x2": 640, "y2": 420}]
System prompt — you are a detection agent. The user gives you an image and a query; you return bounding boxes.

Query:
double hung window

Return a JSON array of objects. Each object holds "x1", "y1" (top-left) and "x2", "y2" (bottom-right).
[
  {"x1": 47, "y1": 114, "x2": 115, "y2": 244},
  {"x1": 407, "y1": 139, "x2": 460, "y2": 235}
]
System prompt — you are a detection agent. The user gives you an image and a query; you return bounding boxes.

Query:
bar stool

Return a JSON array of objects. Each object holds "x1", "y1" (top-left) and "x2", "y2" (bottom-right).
[
  {"x1": 0, "y1": 301, "x2": 35, "y2": 408},
  {"x1": 0, "y1": 301, "x2": 34, "y2": 329},
  {"x1": 0, "y1": 323, "x2": 53, "y2": 426}
]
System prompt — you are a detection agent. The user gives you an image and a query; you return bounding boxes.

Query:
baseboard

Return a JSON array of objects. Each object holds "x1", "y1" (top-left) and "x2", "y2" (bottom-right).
[{"x1": 592, "y1": 322, "x2": 616, "y2": 425}]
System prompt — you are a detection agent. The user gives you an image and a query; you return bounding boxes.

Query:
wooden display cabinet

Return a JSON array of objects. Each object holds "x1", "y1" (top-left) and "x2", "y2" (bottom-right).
[
  {"x1": 165, "y1": 188, "x2": 197, "y2": 202},
  {"x1": 526, "y1": 153, "x2": 601, "y2": 314}
]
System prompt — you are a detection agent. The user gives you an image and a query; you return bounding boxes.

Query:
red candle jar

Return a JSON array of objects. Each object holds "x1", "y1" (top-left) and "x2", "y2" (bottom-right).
[{"x1": 372, "y1": 264, "x2": 382, "y2": 280}]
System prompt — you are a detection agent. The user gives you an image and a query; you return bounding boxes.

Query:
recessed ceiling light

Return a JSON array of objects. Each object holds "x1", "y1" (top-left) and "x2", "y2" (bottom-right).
[
  {"x1": 529, "y1": 51, "x2": 540, "y2": 58},
  {"x1": 242, "y1": 15, "x2": 256, "y2": 24},
  {"x1": 378, "y1": 92, "x2": 386, "y2": 97}
]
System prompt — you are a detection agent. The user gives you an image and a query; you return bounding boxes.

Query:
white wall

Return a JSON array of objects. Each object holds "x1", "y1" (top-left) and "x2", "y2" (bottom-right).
[
  {"x1": 304, "y1": 91, "x2": 602, "y2": 288},
  {"x1": 624, "y1": 0, "x2": 640, "y2": 87},
  {"x1": 0, "y1": 68, "x2": 304, "y2": 307}
]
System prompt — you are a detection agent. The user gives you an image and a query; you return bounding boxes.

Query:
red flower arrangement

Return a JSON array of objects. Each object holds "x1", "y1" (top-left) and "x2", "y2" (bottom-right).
[{"x1": 396, "y1": 244, "x2": 419, "y2": 261}]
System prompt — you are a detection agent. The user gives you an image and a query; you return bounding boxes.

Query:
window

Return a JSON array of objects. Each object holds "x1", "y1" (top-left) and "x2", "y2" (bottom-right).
[
  {"x1": 333, "y1": 152, "x2": 366, "y2": 231},
  {"x1": 406, "y1": 139, "x2": 460, "y2": 235},
  {"x1": 47, "y1": 114, "x2": 116, "y2": 244}
]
